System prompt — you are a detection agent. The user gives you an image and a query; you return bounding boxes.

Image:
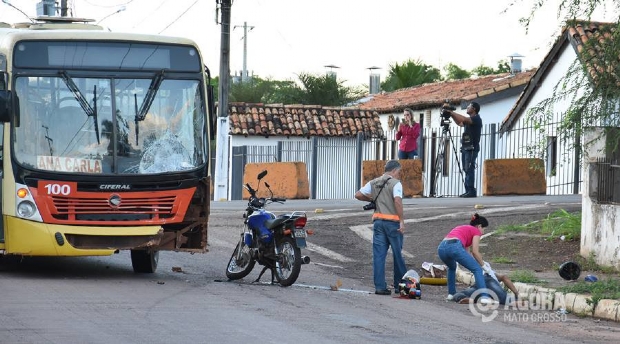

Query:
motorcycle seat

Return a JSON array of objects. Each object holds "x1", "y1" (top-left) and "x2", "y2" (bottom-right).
[{"x1": 265, "y1": 217, "x2": 288, "y2": 229}]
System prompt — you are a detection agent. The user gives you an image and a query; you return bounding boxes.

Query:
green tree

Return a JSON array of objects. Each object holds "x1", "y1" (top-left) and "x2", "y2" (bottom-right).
[
  {"x1": 262, "y1": 79, "x2": 304, "y2": 104},
  {"x1": 381, "y1": 59, "x2": 442, "y2": 91},
  {"x1": 444, "y1": 63, "x2": 471, "y2": 80},
  {"x1": 496, "y1": 60, "x2": 511, "y2": 73},
  {"x1": 521, "y1": 1, "x2": 620, "y2": 153},
  {"x1": 209, "y1": 76, "x2": 219, "y2": 102},
  {"x1": 471, "y1": 60, "x2": 512, "y2": 76},
  {"x1": 294, "y1": 73, "x2": 365, "y2": 106},
  {"x1": 212, "y1": 73, "x2": 364, "y2": 106},
  {"x1": 229, "y1": 76, "x2": 274, "y2": 103}
]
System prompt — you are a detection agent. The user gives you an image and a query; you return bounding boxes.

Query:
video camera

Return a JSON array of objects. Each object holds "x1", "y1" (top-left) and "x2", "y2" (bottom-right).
[{"x1": 440, "y1": 103, "x2": 456, "y2": 128}]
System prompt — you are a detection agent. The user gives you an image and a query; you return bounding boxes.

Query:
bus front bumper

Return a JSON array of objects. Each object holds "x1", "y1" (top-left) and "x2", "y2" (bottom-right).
[{"x1": 3, "y1": 216, "x2": 163, "y2": 256}]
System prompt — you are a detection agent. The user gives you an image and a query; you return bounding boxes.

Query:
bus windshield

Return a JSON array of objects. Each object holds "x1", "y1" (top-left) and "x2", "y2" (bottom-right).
[{"x1": 14, "y1": 75, "x2": 206, "y2": 174}]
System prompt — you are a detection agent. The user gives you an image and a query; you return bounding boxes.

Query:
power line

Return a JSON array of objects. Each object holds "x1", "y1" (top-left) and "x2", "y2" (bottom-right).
[
  {"x1": 131, "y1": 0, "x2": 169, "y2": 29},
  {"x1": 81, "y1": 0, "x2": 135, "y2": 8},
  {"x1": 1, "y1": 0, "x2": 35, "y2": 23},
  {"x1": 158, "y1": 0, "x2": 198, "y2": 34}
]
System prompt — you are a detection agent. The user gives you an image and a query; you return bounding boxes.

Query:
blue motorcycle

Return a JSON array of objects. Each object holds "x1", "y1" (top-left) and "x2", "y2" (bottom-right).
[{"x1": 226, "y1": 170, "x2": 310, "y2": 287}]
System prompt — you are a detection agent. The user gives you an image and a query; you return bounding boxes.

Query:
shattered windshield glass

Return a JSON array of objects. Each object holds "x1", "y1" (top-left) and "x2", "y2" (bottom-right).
[{"x1": 14, "y1": 76, "x2": 206, "y2": 174}]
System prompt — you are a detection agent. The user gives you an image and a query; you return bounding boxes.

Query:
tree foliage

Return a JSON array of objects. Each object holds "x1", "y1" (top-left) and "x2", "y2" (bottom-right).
[
  {"x1": 381, "y1": 59, "x2": 442, "y2": 91},
  {"x1": 210, "y1": 73, "x2": 364, "y2": 106},
  {"x1": 471, "y1": 60, "x2": 511, "y2": 76},
  {"x1": 518, "y1": 1, "x2": 620, "y2": 154},
  {"x1": 444, "y1": 63, "x2": 471, "y2": 80}
]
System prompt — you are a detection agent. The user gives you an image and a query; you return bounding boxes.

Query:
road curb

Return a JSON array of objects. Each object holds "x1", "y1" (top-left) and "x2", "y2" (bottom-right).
[{"x1": 455, "y1": 268, "x2": 620, "y2": 322}]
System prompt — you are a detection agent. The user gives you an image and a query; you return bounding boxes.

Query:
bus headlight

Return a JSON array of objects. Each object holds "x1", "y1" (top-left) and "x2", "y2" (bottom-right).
[
  {"x1": 15, "y1": 183, "x2": 43, "y2": 222},
  {"x1": 17, "y1": 201, "x2": 36, "y2": 218}
]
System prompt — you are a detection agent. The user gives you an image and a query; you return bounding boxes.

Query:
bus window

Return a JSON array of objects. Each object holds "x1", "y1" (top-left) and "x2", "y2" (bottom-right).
[
  {"x1": 13, "y1": 76, "x2": 205, "y2": 175},
  {"x1": 14, "y1": 76, "x2": 113, "y2": 173}
]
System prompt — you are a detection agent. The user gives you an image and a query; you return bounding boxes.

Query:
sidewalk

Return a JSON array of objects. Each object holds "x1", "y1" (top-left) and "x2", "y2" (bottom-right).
[{"x1": 456, "y1": 268, "x2": 620, "y2": 322}]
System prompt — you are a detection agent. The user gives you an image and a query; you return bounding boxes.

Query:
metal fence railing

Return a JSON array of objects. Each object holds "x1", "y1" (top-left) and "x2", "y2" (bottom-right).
[
  {"x1": 592, "y1": 158, "x2": 620, "y2": 204},
  {"x1": 226, "y1": 121, "x2": 583, "y2": 200}
]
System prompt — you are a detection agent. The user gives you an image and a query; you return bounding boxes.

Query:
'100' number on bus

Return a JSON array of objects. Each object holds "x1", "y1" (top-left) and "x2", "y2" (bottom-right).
[{"x1": 44, "y1": 183, "x2": 72, "y2": 196}]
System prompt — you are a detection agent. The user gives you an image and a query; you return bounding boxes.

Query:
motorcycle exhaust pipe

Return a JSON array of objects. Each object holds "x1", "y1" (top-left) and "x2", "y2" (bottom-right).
[{"x1": 301, "y1": 255, "x2": 311, "y2": 265}]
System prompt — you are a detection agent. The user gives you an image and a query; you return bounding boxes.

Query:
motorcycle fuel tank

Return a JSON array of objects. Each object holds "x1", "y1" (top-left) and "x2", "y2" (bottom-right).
[{"x1": 247, "y1": 211, "x2": 274, "y2": 243}]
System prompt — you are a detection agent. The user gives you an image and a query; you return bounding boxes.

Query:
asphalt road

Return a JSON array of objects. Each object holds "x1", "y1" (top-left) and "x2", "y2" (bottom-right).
[{"x1": 2, "y1": 194, "x2": 620, "y2": 343}]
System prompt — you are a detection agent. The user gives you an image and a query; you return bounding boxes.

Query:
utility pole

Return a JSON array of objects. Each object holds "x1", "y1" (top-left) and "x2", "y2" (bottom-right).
[
  {"x1": 60, "y1": 0, "x2": 68, "y2": 16},
  {"x1": 214, "y1": 0, "x2": 232, "y2": 201},
  {"x1": 234, "y1": 22, "x2": 254, "y2": 82}
]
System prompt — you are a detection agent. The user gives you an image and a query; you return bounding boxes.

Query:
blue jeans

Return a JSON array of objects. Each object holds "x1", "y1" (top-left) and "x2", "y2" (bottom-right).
[
  {"x1": 437, "y1": 240, "x2": 487, "y2": 296},
  {"x1": 454, "y1": 275, "x2": 507, "y2": 304},
  {"x1": 373, "y1": 220, "x2": 407, "y2": 291},
  {"x1": 398, "y1": 149, "x2": 417, "y2": 159},
  {"x1": 461, "y1": 149, "x2": 479, "y2": 194}
]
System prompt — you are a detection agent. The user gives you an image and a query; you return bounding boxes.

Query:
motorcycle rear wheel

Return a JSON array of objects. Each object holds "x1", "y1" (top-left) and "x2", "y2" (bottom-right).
[
  {"x1": 274, "y1": 236, "x2": 301, "y2": 287},
  {"x1": 226, "y1": 240, "x2": 256, "y2": 280}
]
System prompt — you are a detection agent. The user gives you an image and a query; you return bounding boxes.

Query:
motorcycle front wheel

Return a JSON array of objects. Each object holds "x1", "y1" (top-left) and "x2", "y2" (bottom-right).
[
  {"x1": 226, "y1": 240, "x2": 256, "y2": 280},
  {"x1": 274, "y1": 236, "x2": 301, "y2": 287}
]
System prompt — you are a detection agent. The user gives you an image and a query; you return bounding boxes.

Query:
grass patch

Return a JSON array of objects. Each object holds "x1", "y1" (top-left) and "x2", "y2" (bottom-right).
[
  {"x1": 557, "y1": 279, "x2": 620, "y2": 308},
  {"x1": 495, "y1": 209, "x2": 581, "y2": 240},
  {"x1": 539, "y1": 209, "x2": 581, "y2": 240},
  {"x1": 573, "y1": 253, "x2": 620, "y2": 274},
  {"x1": 491, "y1": 256, "x2": 515, "y2": 264},
  {"x1": 509, "y1": 270, "x2": 545, "y2": 284}
]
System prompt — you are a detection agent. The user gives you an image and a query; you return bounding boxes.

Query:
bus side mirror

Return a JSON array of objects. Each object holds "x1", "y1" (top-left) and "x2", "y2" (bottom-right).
[{"x1": 0, "y1": 90, "x2": 11, "y2": 123}]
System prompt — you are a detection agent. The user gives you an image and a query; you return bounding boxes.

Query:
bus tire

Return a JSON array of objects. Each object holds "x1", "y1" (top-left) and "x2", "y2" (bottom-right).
[{"x1": 131, "y1": 249, "x2": 159, "y2": 273}]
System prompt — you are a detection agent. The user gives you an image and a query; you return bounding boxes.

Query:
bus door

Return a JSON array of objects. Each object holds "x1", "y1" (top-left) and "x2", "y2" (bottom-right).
[{"x1": 0, "y1": 67, "x2": 7, "y2": 242}]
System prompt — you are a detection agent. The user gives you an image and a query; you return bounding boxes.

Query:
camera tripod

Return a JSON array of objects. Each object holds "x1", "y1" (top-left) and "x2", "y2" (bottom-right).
[{"x1": 430, "y1": 125, "x2": 465, "y2": 197}]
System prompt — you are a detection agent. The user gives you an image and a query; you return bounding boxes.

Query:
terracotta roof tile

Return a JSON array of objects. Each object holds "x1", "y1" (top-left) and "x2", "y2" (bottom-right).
[
  {"x1": 359, "y1": 70, "x2": 536, "y2": 113},
  {"x1": 500, "y1": 20, "x2": 616, "y2": 133},
  {"x1": 228, "y1": 103, "x2": 384, "y2": 138},
  {"x1": 566, "y1": 21, "x2": 618, "y2": 84}
]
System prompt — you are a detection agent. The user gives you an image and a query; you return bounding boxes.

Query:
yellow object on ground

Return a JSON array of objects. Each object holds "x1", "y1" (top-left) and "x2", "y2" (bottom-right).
[{"x1": 419, "y1": 277, "x2": 447, "y2": 285}]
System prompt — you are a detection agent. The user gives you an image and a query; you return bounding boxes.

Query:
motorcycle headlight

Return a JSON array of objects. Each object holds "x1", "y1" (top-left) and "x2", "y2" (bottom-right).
[{"x1": 17, "y1": 200, "x2": 36, "y2": 218}]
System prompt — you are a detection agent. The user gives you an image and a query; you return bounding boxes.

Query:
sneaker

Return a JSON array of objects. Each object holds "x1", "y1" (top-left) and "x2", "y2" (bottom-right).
[
  {"x1": 459, "y1": 192, "x2": 477, "y2": 198},
  {"x1": 375, "y1": 289, "x2": 391, "y2": 295},
  {"x1": 445, "y1": 294, "x2": 454, "y2": 301},
  {"x1": 479, "y1": 297, "x2": 498, "y2": 305}
]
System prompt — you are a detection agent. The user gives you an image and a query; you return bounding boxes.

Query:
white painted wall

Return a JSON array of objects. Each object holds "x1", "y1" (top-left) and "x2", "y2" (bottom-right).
[
  {"x1": 509, "y1": 46, "x2": 579, "y2": 132},
  {"x1": 503, "y1": 44, "x2": 583, "y2": 195},
  {"x1": 213, "y1": 117, "x2": 230, "y2": 201},
  {"x1": 376, "y1": 93, "x2": 523, "y2": 135},
  {"x1": 581, "y1": 128, "x2": 620, "y2": 269}
]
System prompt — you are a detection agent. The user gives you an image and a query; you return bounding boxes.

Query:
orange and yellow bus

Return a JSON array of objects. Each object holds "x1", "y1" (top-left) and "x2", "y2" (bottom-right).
[{"x1": 0, "y1": 17, "x2": 213, "y2": 272}]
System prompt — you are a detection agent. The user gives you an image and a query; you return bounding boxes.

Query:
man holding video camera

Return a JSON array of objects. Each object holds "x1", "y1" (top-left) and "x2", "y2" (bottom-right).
[
  {"x1": 442, "y1": 102, "x2": 483, "y2": 198},
  {"x1": 355, "y1": 160, "x2": 407, "y2": 295}
]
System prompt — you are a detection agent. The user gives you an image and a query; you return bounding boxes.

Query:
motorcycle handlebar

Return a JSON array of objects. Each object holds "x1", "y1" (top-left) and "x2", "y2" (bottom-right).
[
  {"x1": 245, "y1": 183, "x2": 256, "y2": 196},
  {"x1": 271, "y1": 197, "x2": 286, "y2": 203}
]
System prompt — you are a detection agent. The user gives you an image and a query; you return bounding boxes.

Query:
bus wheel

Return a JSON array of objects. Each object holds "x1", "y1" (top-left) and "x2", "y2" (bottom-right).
[{"x1": 131, "y1": 249, "x2": 159, "y2": 273}]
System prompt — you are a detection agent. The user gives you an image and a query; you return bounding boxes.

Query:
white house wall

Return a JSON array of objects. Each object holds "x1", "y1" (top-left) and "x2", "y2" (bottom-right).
[
  {"x1": 581, "y1": 128, "x2": 620, "y2": 269},
  {"x1": 504, "y1": 44, "x2": 582, "y2": 195},
  {"x1": 377, "y1": 93, "x2": 521, "y2": 136},
  {"x1": 231, "y1": 135, "x2": 369, "y2": 199}
]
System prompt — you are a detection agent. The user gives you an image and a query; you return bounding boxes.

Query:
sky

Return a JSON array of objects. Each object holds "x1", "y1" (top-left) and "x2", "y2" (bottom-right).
[{"x1": 1, "y1": 0, "x2": 618, "y2": 88}]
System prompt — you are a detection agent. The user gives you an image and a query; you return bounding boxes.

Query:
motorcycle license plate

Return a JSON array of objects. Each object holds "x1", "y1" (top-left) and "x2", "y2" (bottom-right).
[
  {"x1": 294, "y1": 228, "x2": 307, "y2": 238},
  {"x1": 294, "y1": 228, "x2": 307, "y2": 248}
]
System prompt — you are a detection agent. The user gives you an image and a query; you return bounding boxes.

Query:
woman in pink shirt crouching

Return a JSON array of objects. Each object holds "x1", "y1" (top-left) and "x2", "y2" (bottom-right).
[{"x1": 437, "y1": 213, "x2": 494, "y2": 304}]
